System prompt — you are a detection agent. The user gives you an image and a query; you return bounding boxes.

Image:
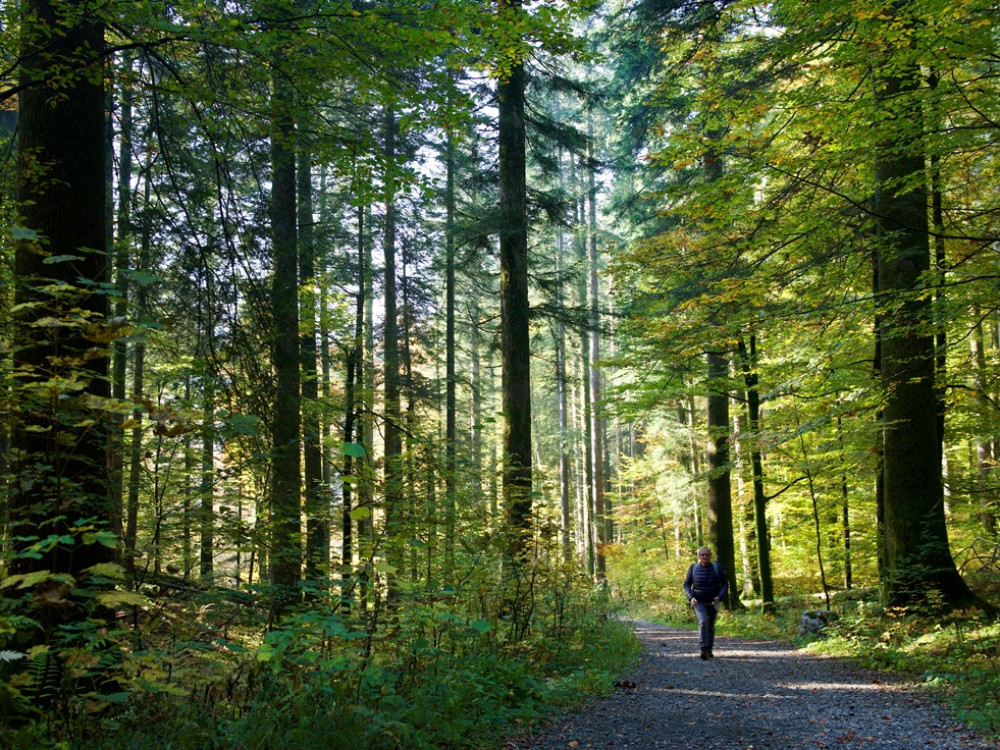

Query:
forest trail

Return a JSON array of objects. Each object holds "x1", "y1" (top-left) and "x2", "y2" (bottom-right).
[{"x1": 502, "y1": 620, "x2": 995, "y2": 750}]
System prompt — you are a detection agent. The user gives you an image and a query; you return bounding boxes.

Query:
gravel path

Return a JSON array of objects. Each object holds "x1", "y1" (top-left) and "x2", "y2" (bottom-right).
[{"x1": 502, "y1": 620, "x2": 995, "y2": 749}]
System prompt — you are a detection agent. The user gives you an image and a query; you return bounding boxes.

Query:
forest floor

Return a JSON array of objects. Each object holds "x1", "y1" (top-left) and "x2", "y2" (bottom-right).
[{"x1": 501, "y1": 620, "x2": 995, "y2": 750}]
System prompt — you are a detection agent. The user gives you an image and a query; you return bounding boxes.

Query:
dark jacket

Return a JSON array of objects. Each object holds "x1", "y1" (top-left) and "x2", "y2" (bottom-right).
[{"x1": 684, "y1": 562, "x2": 728, "y2": 603}]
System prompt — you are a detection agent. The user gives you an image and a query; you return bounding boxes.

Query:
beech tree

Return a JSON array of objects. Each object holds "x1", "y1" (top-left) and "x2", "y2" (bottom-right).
[{"x1": 869, "y1": 2, "x2": 977, "y2": 608}]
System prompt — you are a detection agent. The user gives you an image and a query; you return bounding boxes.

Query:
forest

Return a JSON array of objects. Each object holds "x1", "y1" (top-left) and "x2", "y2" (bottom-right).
[{"x1": 1, "y1": 0, "x2": 999, "y2": 747}]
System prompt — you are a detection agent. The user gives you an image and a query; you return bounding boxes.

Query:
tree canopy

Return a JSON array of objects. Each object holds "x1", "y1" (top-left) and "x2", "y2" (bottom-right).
[{"x1": 1, "y1": 0, "x2": 999, "y2": 745}]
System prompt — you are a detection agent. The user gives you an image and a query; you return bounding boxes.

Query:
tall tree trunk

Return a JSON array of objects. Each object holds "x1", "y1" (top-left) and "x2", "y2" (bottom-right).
[
  {"x1": 737, "y1": 336, "x2": 773, "y2": 605},
  {"x1": 268, "y1": 62, "x2": 302, "y2": 608},
  {"x1": 200, "y1": 380, "x2": 215, "y2": 582},
  {"x1": 574, "y1": 154, "x2": 595, "y2": 575},
  {"x1": 706, "y1": 349, "x2": 738, "y2": 608},
  {"x1": 498, "y1": 0, "x2": 532, "y2": 554},
  {"x1": 126, "y1": 160, "x2": 153, "y2": 560},
  {"x1": 971, "y1": 315, "x2": 997, "y2": 535},
  {"x1": 382, "y1": 104, "x2": 404, "y2": 580},
  {"x1": 836, "y1": 413, "x2": 853, "y2": 590},
  {"x1": 9, "y1": 0, "x2": 113, "y2": 626},
  {"x1": 444, "y1": 132, "x2": 457, "y2": 574},
  {"x1": 469, "y1": 294, "x2": 484, "y2": 511},
  {"x1": 400, "y1": 241, "x2": 418, "y2": 581},
  {"x1": 299, "y1": 145, "x2": 327, "y2": 582},
  {"x1": 342, "y1": 200, "x2": 366, "y2": 580},
  {"x1": 555, "y1": 150, "x2": 572, "y2": 563},
  {"x1": 872, "y1": 29, "x2": 977, "y2": 608},
  {"x1": 111, "y1": 51, "x2": 134, "y2": 543},
  {"x1": 587, "y1": 123, "x2": 606, "y2": 580},
  {"x1": 360, "y1": 199, "x2": 375, "y2": 610}
]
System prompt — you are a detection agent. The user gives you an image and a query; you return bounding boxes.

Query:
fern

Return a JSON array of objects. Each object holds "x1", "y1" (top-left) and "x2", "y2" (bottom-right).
[{"x1": 0, "y1": 650, "x2": 26, "y2": 663}]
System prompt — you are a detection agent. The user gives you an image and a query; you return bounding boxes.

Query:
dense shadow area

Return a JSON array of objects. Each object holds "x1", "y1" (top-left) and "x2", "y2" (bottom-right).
[{"x1": 503, "y1": 621, "x2": 994, "y2": 749}]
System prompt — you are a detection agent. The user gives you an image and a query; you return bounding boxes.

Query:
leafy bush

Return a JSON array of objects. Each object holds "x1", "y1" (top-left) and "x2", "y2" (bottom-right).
[{"x1": 0, "y1": 564, "x2": 641, "y2": 750}]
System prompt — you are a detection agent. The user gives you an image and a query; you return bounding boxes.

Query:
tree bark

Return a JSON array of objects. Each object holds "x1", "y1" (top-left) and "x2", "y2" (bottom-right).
[
  {"x1": 444, "y1": 132, "x2": 457, "y2": 573},
  {"x1": 382, "y1": 104, "x2": 404, "y2": 578},
  {"x1": 872, "y1": 36, "x2": 977, "y2": 608},
  {"x1": 706, "y1": 349, "x2": 738, "y2": 608},
  {"x1": 9, "y1": 0, "x2": 113, "y2": 626},
  {"x1": 498, "y1": 0, "x2": 532, "y2": 553},
  {"x1": 299, "y1": 145, "x2": 327, "y2": 582},
  {"x1": 737, "y1": 336, "x2": 773, "y2": 605},
  {"x1": 587, "y1": 122, "x2": 606, "y2": 579},
  {"x1": 268, "y1": 62, "x2": 302, "y2": 606}
]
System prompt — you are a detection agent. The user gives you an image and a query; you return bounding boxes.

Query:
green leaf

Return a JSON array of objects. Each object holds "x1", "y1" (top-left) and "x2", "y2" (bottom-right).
[
  {"x1": 469, "y1": 620, "x2": 492, "y2": 633},
  {"x1": 83, "y1": 562, "x2": 127, "y2": 580},
  {"x1": 125, "y1": 269, "x2": 161, "y2": 286},
  {"x1": 349, "y1": 506, "x2": 371, "y2": 521},
  {"x1": 12, "y1": 226, "x2": 40, "y2": 241},
  {"x1": 227, "y1": 414, "x2": 260, "y2": 435},
  {"x1": 42, "y1": 254, "x2": 83, "y2": 265},
  {"x1": 96, "y1": 590, "x2": 149, "y2": 608},
  {"x1": 2, "y1": 570, "x2": 55, "y2": 590},
  {"x1": 81, "y1": 531, "x2": 119, "y2": 549},
  {"x1": 342, "y1": 442, "x2": 367, "y2": 458}
]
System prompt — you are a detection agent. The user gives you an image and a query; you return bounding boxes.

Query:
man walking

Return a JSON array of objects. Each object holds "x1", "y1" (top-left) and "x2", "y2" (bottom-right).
[{"x1": 684, "y1": 546, "x2": 728, "y2": 660}]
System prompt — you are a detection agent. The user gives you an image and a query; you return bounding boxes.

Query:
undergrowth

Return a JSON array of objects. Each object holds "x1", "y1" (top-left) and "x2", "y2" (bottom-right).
[{"x1": 1, "y1": 571, "x2": 642, "y2": 750}]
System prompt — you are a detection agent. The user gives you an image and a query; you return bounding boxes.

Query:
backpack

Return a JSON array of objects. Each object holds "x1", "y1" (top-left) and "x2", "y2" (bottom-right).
[{"x1": 687, "y1": 562, "x2": 725, "y2": 591}]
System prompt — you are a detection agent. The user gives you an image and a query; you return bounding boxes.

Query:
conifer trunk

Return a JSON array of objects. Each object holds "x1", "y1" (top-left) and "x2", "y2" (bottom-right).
[
  {"x1": 10, "y1": 0, "x2": 113, "y2": 618},
  {"x1": 268, "y1": 61, "x2": 302, "y2": 605},
  {"x1": 498, "y1": 0, "x2": 532, "y2": 551}
]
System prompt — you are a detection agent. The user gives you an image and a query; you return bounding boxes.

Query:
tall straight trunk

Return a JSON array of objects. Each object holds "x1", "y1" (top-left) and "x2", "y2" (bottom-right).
[
  {"x1": 928, "y1": 70, "x2": 947, "y2": 466},
  {"x1": 342, "y1": 201, "x2": 366, "y2": 577},
  {"x1": 836, "y1": 413, "x2": 853, "y2": 589},
  {"x1": 126, "y1": 160, "x2": 153, "y2": 558},
  {"x1": 299, "y1": 146, "x2": 327, "y2": 581},
  {"x1": 698, "y1": 43, "x2": 736, "y2": 599},
  {"x1": 469, "y1": 295, "x2": 484, "y2": 510},
  {"x1": 183, "y1": 396, "x2": 194, "y2": 576},
  {"x1": 587, "y1": 125, "x2": 606, "y2": 579},
  {"x1": 686, "y1": 393, "x2": 703, "y2": 547},
  {"x1": 574, "y1": 154, "x2": 595, "y2": 575},
  {"x1": 971, "y1": 315, "x2": 996, "y2": 534},
  {"x1": 737, "y1": 336, "x2": 773, "y2": 605},
  {"x1": 575, "y1": 369, "x2": 592, "y2": 565},
  {"x1": 498, "y1": 1, "x2": 532, "y2": 551},
  {"x1": 731, "y1": 406, "x2": 752, "y2": 595},
  {"x1": 444, "y1": 133, "x2": 457, "y2": 573},
  {"x1": 872, "y1": 31, "x2": 976, "y2": 607},
  {"x1": 269, "y1": 63, "x2": 302, "y2": 604},
  {"x1": 401, "y1": 242, "x2": 419, "y2": 581},
  {"x1": 200, "y1": 380, "x2": 215, "y2": 581},
  {"x1": 706, "y1": 349, "x2": 738, "y2": 607},
  {"x1": 555, "y1": 149, "x2": 572, "y2": 563},
  {"x1": 360, "y1": 200, "x2": 375, "y2": 607},
  {"x1": 111, "y1": 51, "x2": 134, "y2": 539},
  {"x1": 10, "y1": 0, "x2": 114, "y2": 626},
  {"x1": 382, "y1": 104, "x2": 404, "y2": 576}
]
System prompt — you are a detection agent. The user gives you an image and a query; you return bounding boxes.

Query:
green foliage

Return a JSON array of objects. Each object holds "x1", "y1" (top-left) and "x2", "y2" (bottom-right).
[{"x1": 0, "y1": 568, "x2": 639, "y2": 749}]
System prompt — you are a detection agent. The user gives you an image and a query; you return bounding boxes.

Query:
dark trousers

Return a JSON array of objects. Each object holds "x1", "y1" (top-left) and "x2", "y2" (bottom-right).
[{"x1": 693, "y1": 601, "x2": 718, "y2": 653}]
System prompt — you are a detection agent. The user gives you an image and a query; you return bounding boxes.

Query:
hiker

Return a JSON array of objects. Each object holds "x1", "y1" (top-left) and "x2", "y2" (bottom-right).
[{"x1": 683, "y1": 546, "x2": 728, "y2": 660}]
